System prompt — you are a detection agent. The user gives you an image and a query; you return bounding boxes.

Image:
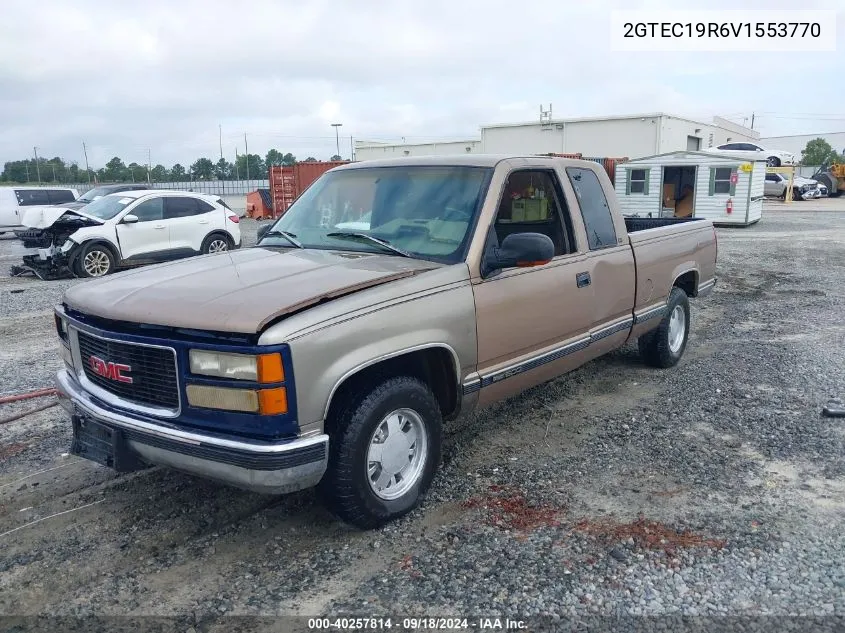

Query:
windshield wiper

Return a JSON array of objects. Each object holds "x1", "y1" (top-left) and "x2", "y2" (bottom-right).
[
  {"x1": 325, "y1": 232, "x2": 411, "y2": 257},
  {"x1": 262, "y1": 230, "x2": 303, "y2": 248}
]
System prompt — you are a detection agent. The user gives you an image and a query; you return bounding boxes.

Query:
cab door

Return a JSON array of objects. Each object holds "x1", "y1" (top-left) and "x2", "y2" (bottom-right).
[
  {"x1": 115, "y1": 196, "x2": 169, "y2": 261},
  {"x1": 471, "y1": 168, "x2": 595, "y2": 406}
]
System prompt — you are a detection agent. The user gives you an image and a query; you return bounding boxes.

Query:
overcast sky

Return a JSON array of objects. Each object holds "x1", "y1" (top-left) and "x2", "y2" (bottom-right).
[{"x1": 1, "y1": 0, "x2": 842, "y2": 169}]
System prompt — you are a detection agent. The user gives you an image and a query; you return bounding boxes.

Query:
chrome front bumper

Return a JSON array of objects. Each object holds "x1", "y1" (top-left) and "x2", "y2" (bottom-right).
[{"x1": 55, "y1": 369, "x2": 329, "y2": 494}]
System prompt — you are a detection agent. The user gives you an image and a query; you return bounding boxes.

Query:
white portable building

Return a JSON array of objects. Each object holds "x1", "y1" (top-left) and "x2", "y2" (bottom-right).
[{"x1": 614, "y1": 151, "x2": 766, "y2": 227}]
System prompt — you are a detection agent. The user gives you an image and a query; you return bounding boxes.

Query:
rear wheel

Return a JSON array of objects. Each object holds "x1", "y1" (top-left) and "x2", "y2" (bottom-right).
[
  {"x1": 201, "y1": 233, "x2": 232, "y2": 254},
  {"x1": 75, "y1": 243, "x2": 116, "y2": 278},
  {"x1": 638, "y1": 287, "x2": 690, "y2": 368},
  {"x1": 319, "y1": 376, "x2": 442, "y2": 529}
]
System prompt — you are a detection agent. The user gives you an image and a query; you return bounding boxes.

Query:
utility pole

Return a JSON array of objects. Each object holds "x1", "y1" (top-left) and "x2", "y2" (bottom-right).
[
  {"x1": 244, "y1": 133, "x2": 249, "y2": 184},
  {"x1": 751, "y1": 112, "x2": 755, "y2": 130},
  {"x1": 147, "y1": 148, "x2": 151, "y2": 183},
  {"x1": 331, "y1": 123, "x2": 343, "y2": 158},
  {"x1": 82, "y1": 141, "x2": 91, "y2": 184},
  {"x1": 234, "y1": 147, "x2": 240, "y2": 181},
  {"x1": 33, "y1": 147, "x2": 42, "y2": 184},
  {"x1": 349, "y1": 135, "x2": 354, "y2": 162},
  {"x1": 51, "y1": 164, "x2": 57, "y2": 182},
  {"x1": 219, "y1": 125, "x2": 224, "y2": 161}
]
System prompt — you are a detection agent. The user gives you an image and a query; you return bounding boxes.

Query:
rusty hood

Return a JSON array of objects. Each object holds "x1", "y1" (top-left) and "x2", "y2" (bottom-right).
[{"x1": 63, "y1": 248, "x2": 442, "y2": 333}]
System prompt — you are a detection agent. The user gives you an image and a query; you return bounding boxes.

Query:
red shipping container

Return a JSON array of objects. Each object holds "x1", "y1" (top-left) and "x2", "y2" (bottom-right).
[{"x1": 268, "y1": 161, "x2": 349, "y2": 218}]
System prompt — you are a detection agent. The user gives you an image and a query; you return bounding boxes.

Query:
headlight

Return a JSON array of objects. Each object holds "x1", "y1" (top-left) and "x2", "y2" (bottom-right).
[
  {"x1": 188, "y1": 350, "x2": 284, "y2": 383},
  {"x1": 60, "y1": 240, "x2": 75, "y2": 253}
]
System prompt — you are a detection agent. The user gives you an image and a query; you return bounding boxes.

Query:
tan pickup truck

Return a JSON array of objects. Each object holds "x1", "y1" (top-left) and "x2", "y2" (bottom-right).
[{"x1": 54, "y1": 155, "x2": 717, "y2": 528}]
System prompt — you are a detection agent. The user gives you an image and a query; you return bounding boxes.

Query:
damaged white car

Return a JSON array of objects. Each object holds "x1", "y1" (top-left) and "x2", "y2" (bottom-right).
[{"x1": 12, "y1": 190, "x2": 241, "y2": 280}]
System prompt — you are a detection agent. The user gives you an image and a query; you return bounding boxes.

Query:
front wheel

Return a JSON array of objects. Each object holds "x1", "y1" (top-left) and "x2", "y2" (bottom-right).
[
  {"x1": 638, "y1": 287, "x2": 690, "y2": 368},
  {"x1": 320, "y1": 376, "x2": 442, "y2": 529},
  {"x1": 75, "y1": 243, "x2": 116, "y2": 278},
  {"x1": 767, "y1": 156, "x2": 781, "y2": 167}
]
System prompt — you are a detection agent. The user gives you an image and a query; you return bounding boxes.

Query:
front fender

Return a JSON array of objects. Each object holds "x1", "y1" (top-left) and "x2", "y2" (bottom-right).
[{"x1": 280, "y1": 283, "x2": 478, "y2": 434}]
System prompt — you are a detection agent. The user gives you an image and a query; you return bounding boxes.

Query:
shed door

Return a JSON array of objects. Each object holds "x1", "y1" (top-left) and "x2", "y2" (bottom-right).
[{"x1": 686, "y1": 136, "x2": 701, "y2": 151}]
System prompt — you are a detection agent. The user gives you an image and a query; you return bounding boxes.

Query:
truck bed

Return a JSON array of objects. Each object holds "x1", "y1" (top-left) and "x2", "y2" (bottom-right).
[{"x1": 624, "y1": 216, "x2": 704, "y2": 233}]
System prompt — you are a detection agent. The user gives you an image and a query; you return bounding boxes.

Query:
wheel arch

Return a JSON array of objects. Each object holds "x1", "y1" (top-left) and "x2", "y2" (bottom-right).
[
  {"x1": 68, "y1": 237, "x2": 121, "y2": 269},
  {"x1": 671, "y1": 267, "x2": 699, "y2": 297},
  {"x1": 323, "y1": 344, "x2": 462, "y2": 431}
]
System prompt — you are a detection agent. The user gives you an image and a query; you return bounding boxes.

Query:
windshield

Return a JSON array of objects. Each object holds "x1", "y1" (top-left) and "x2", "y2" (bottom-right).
[
  {"x1": 78, "y1": 186, "x2": 113, "y2": 202},
  {"x1": 259, "y1": 166, "x2": 491, "y2": 263},
  {"x1": 79, "y1": 193, "x2": 135, "y2": 220}
]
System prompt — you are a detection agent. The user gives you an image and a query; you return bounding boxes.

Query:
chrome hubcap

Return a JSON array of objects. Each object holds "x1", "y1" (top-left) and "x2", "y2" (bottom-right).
[
  {"x1": 366, "y1": 408, "x2": 428, "y2": 500},
  {"x1": 668, "y1": 304, "x2": 686, "y2": 353},
  {"x1": 83, "y1": 251, "x2": 110, "y2": 276},
  {"x1": 208, "y1": 239, "x2": 228, "y2": 253}
]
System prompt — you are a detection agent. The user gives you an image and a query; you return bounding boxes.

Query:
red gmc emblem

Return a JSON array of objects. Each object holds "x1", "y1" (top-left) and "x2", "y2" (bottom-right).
[{"x1": 88, "y1": 355, "x2": 133, "y2": 384}]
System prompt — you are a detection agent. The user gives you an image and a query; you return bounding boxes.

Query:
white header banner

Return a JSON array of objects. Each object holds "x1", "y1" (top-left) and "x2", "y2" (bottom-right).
[{"x1": 610, "y1": 10, "x2": 838, "y2": 52}]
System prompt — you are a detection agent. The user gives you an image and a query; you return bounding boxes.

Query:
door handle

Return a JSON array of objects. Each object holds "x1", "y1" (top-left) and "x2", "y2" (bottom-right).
[
  {"x1": 576, "y1": 272, "x2": 591, "y2": 288},
  {"x1": 198, "y1": 219, "x2": 210, "y2": 224},
  {"x1": 153, "y1": 224, "x2": 166, "y2": 229}
]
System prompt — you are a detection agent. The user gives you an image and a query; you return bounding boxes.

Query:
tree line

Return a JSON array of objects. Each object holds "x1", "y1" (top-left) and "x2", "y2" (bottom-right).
[{"x1": 0, "y1": 149, "x2": 345, "y2": 184}]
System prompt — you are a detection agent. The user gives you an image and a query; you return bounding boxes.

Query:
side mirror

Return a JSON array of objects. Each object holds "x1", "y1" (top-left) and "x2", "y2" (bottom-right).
[
  {"x1": 482, "y1": 232, "x2": 555, "y2": 277},
  {"x1": 257, "y1": 224, "x2": 271, "y2": 241},
  {"x1": 122, "y1": 214, "x2": 139, "y2": 224}
]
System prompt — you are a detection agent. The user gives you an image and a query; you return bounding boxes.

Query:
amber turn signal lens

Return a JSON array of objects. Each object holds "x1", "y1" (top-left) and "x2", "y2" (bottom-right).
[
  {"x1": 258, "y1": 387, "x2": 288, "y2": 415},
  {"x1": 256, "y1": 353, "x2": 284, "y2": 383}
]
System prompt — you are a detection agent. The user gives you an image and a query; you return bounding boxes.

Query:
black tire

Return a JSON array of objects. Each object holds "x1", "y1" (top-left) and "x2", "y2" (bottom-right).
[
  {"x1": 319, "y1": 376, "x2": 442, "y2": 529},
  {"x1": 638, "y1": 287, "x2": 690, "y2": 369},
  {"x1": 201, "y1": 233, "x2": 232, "y2": 255},
  {"x1": 767, "y1": 156, "x2": 781, "y2": 167},
  {"x1": 792, "y1": 187, "x2": 802, "y2": 201},
  {"x1": 74, "y1": 242, "x2": 116, "y2": 278}
]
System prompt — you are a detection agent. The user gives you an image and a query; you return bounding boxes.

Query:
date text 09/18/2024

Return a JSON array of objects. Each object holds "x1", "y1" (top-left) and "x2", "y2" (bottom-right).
[{"x1": 306, "y1": 617, "x2": 527, "y2": 630}]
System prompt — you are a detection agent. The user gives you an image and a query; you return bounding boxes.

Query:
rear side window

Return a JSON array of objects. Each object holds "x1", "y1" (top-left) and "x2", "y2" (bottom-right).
[
  {"x1": 46, "y1": 189, "x2": 76, "y2": 204},
  {"x1": 196, "y1": 199, "x2": 216, "y2": 213},
  {"x1": 566, "y1": 167, "x2": 617, "y2": 250},
  {"x1": 131, "y1": 198, "x2": 164, "y2": 222},
  {"x1": 15, "y1": 190, "x2": 50, "y2": 206},
  {"x1": 164, "y1": 197, "x2": 199, "y2": 218},
  {"x1": 215, "y1": 197, "x2": 232, "y2": 210}
]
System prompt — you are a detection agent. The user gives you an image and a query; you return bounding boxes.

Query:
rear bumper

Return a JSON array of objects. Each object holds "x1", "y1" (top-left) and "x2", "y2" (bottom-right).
[{"x1": 55, "y1": 368, "x2": 328, "y2": 494}]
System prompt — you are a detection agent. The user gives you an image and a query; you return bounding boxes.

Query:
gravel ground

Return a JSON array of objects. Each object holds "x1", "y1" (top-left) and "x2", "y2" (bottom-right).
[{"x1": 1, "y1": 201, "x2": 844, "y2": 630}]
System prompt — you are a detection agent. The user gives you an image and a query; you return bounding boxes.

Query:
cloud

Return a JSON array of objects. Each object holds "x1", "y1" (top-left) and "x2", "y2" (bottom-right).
[{"x1": 0, "y1": 0, "x2": 842, "y2": 169}]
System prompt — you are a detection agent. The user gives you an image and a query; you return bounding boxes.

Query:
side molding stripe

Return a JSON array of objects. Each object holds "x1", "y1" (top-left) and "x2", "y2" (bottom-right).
[{"x1": 462, "y1": 310, "x2": 658, "y2": 396}]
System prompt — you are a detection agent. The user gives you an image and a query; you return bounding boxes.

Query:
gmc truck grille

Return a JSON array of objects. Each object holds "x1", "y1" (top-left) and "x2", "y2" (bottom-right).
[{"x1": 77, "y1": 331, "x2": 180, "y2": 411}]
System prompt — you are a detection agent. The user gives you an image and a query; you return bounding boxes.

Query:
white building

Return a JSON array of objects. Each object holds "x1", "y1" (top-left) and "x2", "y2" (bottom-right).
[
  {"x1": 354, "y1": 113, "x2": 760, "y2": 163},
  {"x1": 480, "y1": 114, "x2": 759, "y2": 158},
  {"x1": 614, "y1": 150, "x2": 766, "y2": 227},
  {"x1": 758, "y1": 132, "x2": 845, "y2": 162},
  {"x1": 355, "y1": 139, "x2": 481, "y2": 161}
]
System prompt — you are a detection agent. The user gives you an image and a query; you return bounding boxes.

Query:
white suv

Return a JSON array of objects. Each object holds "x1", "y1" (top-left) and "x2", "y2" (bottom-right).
[{"x1": 17, "y1": 190, "x2": 241, "y2": 279}]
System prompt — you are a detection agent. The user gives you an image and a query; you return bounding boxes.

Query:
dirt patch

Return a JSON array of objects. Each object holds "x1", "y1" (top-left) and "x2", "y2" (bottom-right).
[
  {"x1": 462, "y1": 485, "x2": 563, "y2": 531},
  {"x1": 574, "y1": 516, "x2": 726, "y2": 554}
]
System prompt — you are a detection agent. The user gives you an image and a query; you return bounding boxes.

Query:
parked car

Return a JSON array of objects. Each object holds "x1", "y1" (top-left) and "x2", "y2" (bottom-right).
[
  {"x1": 0, "y1": 187, "x2": 79, "y2": 234},
  {"x1": 763, "y1": 173, "x2": 820, "y2": 200},
  {"x1": 15, "y1": 190, "x2": 241, "y2": 279},
  {"x1": 54, "y1": 155, "x2": 717, "y2": 528},
  {"x1": 704, "y1": 143, "x2": 795, "y2": 167},
  {"x1": 59, "y1": 184, "x2": 150, "y2": 211}
]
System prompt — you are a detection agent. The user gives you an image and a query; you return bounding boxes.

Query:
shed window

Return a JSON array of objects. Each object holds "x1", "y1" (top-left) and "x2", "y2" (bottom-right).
[
  {"x1": 627, "y1": 168, "x2": 649, "y2": 195},
  {"x1": 709, "y1": 167, "x2": 736, "y2": 196}
]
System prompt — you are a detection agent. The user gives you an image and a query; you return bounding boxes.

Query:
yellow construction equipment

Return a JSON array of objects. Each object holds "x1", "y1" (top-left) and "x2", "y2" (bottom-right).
[{"x1": 813, "y1": 163, "x2": 845, "y2": 198}]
